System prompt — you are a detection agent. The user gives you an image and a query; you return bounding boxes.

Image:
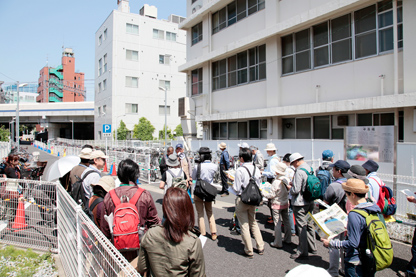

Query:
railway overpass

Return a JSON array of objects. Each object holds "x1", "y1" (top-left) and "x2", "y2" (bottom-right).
[{"x1": 0, "y1": 102, "x2": 94, "y2": 140}]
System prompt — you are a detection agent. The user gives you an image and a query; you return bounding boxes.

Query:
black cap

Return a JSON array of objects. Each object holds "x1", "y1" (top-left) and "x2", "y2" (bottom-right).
[
  {"x1": 362, "y1": 160, "x2": 379, "y2": 173},
  {"x1": 328, "y1": 160, "x2": 350, "y2": 171},
  {"x1": 198, "y1": 147, "x2": 211, "y2": 154}
]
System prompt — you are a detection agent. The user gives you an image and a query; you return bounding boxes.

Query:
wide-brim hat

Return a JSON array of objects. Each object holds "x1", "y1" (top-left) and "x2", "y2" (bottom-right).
[
  {"x1": 166, "y1": 153, "x2": 180, "y2": 167},
  {"x1": 79, "y1": 148, "x2": 93, "y2": 159},
  {"x1": 289, "y1": 152, "x2": 304, "y2": 164},
  {"x1": 218, "y1": 142, "x2": 227, "y2": 149},
  {"x1": 198, "y1": 147, "x2": 211, "y2": 154},
  {"x1": 90, "y1": 150, "x2": 109, "y2": 159},
  {"x1": 271, "y1": 162, "x2": 287, "y2": 175},
  {"x1": 264, "y1": 143, "x2": 277, "y2": 152},
  {"x1": 343, "y1": 165, "x2": 369, "y2": 184},
  {"x1": 342, "y1": 178, "x2": 369, "y2": 194},
  {"x1": 92, "y1": 176, "x2": 116, "y2": 192}
]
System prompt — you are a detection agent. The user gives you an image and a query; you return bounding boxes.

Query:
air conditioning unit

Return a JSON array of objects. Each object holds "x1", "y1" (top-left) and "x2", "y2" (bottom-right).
[
  {"x1": 192, "y1": 5, "x2": 202, "y2": 14},
  {"x1": 178, "y1": 97, "x2": 195, "y2": 118}
]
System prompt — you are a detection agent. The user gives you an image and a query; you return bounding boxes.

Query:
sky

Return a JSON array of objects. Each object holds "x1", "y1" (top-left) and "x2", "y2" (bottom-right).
[{"x1": 0, "y1": 0, "x2": 186, "y2": 101}]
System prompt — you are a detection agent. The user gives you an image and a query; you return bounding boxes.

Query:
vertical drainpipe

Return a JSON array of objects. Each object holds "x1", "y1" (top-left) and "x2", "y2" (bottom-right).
[
  {"x1": 208, "y1": 12, "x2": 212, "y2": 140},
  {"x1": 393, "y1": 0, "x2": 399, "y2": 95}
]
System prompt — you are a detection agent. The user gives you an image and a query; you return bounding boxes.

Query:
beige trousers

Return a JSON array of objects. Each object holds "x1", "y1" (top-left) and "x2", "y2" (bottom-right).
[
  {"x1": 235, "y1": 197, "x2": 264, "y2": 255},
  {"x1": 194, "y1": 195, "x2": 217, "y2": 236}
]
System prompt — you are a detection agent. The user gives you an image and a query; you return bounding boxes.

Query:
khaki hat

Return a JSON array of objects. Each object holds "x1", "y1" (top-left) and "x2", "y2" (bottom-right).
[
  {"x1": 289, "y1": 152, "x2": 304, "y2": 164},
  {"x1": 90, "y1": 150, "x2": 109, "y2": 159},
  {"x1": 79, "y1": 148, "x2": 93, "y2": 159},
  {"x1": 265, "y1": 143, "x2": 277, "y2": 152},
  {"x1": 218, "y1": 142, "x2": 227, "y2": 149},
  {"x1": 342, "y1": 178, "x2": 369, "y2": 194},
  {"x1": 91, "y1": 176, "x2": 116, "y2": 192},
  {"x1": 166, "y1": 153, "x2": 180, "y2": 167},
  {"x1": 271, "y1": 162, "x2": 287, "y2": 176}
]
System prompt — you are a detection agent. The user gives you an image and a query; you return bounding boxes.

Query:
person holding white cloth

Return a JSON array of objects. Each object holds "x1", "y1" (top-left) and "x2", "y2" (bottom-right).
[{"x1": 261, "y1": 161, "x2": 292, "y2": 248}]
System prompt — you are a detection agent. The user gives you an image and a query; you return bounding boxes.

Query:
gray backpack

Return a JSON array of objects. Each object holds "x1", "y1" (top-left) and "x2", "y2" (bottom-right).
[{"x1": 168, "y1": 169, "x2": 187, "y2": 190}]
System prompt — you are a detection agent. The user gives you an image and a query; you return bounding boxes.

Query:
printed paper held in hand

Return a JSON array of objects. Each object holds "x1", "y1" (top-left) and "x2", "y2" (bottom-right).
[
  {"x1": 306, "y1": 203, "x2": 347, "y2": 239},
  {"x1": 104, "y1": 213, "x2": 114, "y2": 234},
  {"x1": 401, "y1": 189, "x2": 415, "y2": 198}
]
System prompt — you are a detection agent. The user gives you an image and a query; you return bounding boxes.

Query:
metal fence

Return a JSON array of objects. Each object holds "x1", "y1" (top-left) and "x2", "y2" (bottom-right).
[
  {"x1": 0, "y1": 178, "x2": 57, "y2": 252},
  {"x1": 57, "y1": 183, "x2": 139, "y2": 277}
]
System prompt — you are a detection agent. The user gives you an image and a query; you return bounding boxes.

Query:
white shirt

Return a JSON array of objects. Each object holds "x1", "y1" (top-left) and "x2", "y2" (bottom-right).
[
  {"x1": 81, "y1": 165, "x2": 102, "y2": 200},
  {"x1": 233, "y1": 162, "x2": 261, "y2": 195}
]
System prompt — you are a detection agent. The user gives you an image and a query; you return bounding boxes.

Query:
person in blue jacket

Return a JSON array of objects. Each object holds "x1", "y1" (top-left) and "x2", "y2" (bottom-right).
[
  {"x1": 321, "y1": 178, "x2": 380, "y2": 277},
  {"x1": 218, "y1": 142, "x2": 230, "y2": 196}
]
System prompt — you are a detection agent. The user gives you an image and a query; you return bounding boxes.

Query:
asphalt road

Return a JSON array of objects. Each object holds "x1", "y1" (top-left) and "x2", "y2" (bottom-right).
[{"x1": 27, "y1": 145, "x2": 412, "y2": 277}]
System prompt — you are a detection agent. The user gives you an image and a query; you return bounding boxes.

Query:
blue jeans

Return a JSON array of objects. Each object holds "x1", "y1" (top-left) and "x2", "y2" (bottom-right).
[{"x1": 345, "y1": 262, "x2": 363, "y2": 277}]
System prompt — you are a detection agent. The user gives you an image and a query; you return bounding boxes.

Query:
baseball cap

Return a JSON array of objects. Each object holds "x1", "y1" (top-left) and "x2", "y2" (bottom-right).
[
  {"x1": 328, "y1": 160, "x2": 350, "y2": 171},
  {"x1": 362, "y1": 160, "x2": 379, "y2": 173},
  {"x1": 175, "y1": 143, "x2": 183, "y2": 149},
  {"x1": 322, "y1": 150, "x2": 334, "y2": 160}
]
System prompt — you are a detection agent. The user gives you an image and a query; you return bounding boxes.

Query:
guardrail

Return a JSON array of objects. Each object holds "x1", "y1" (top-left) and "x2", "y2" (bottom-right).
[{"x1": 0, "y1": 178, "x2": 139, "y2": 276}]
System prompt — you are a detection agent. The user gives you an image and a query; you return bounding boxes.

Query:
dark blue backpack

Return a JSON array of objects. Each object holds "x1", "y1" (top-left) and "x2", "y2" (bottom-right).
[{"x1": 316, "y1": 169, "x2": 331, "y2": 197}]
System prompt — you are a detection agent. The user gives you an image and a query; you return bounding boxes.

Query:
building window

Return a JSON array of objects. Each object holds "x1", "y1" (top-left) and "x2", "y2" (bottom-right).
[
  {"x1": 98, "y1": 106, "x2": 101, "y2": 116},
  {"x1": 103, "y1": 105, "x2": 107, "y2": 114},
  {"x1": 126, "y1": 103, "x2": 138, "y2": 114},
  {"x1": 98, "y1": 82, "x2": 102, "y2": 93},
  {"x1": 153, "y1": 29, "x2": 164, "y2": 39},
  {"x1": 166, "y1": 32, "x2": 177, "y2": 41},
  {"x1": 159, "y1": 54, "x2": 170, "y2": 65},
  {"x1": 191, "y1": 68, "x2": 203, "y2": 95},
  {"x1": 98, "y1": 58, "x2": 102, "y2": 76},
  {"x1": 159, "y1": 105, "x2": 171, "y2": 115},
  {"x1": 159, "y1": 80, "x2": 171, "y2": 90},
  {"x1": 281, "y1": 1, "x2": 402, "y2": 75},
  {"x1": 103, "y1": 79, "x2": 107, "y2": 91},
  {"x1": 126, "y1": 76, "x2": 138, "y2": 88},
  {"x1": 103, "y1": 54, "x2": 107, "y2": 73},
  {"x1": 192, "y1": 22, "x2": 203, "y2": 45},
  {"x1": 212, "y1": 0, "x2": 265, "y2": 34},
  {"x1": 212, "y1": 44, "x2": 266, "y2": 91},
  {"x1": 126, "y1": 23, "x2": 139, "y2": 34},
  {"x1": 212, "y1": 119, "x2": 267, "y2": 139},
  {"x1": 357, "y1": 112, "x2": 394, "y2": 126},
  {"x1": 98, "y1": 35, "x2": 102, "y2": 46},
  {"x1": 313, "y1": 116, "x2": 330, "y2": 139},
  {"x1": 104, "y1": 29, "x2": 107, "y2": 40},
  {"x1": 126, "y1": 49, "x2": 138, "y2": 61}
]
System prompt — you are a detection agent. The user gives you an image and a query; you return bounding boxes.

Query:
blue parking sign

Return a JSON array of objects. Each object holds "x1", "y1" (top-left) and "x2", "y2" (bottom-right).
[{"x1": 103, "y1": 124, "x2": 111, "y2": 133}]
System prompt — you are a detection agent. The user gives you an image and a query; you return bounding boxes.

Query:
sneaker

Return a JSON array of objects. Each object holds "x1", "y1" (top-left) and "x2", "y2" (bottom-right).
[
  {"x1": 270, "y1": 242, "x2": 282, "y2": 249},
  {"x1": 290, "y1": 252, "x2": 308, "y2": 259}
]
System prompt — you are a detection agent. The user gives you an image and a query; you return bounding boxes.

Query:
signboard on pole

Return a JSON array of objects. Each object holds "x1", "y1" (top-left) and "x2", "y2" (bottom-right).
[
  {"x1": 103, "y1": 124, "x2": 111, "y2": 134},
  {"x1": 345, "y1": 126, "x2": 395, "y2": 163}
]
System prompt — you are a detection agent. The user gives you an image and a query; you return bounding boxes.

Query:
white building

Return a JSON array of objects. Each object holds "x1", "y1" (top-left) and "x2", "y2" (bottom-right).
[
  {"x1": 95, "y1": 1, "x2": 186, "y2": 140},
  {"x1": 179, "y1": 0, "x2": 416, "y2": 142}
]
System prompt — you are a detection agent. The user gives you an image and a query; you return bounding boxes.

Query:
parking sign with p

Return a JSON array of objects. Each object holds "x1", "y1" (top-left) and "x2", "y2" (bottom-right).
[{"x1": 103, "y1": 124, "x2": 111, "y2": 134}]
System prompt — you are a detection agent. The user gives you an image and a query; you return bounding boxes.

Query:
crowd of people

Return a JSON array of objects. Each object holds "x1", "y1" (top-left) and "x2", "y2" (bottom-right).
[{"x1": 48, "y1": 143, "x2": 416, "y2": 276}]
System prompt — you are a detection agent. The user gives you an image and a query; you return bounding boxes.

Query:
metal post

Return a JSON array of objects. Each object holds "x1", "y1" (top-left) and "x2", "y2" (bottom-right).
[
  {"x1": 164, "y1": 87, "x2": 167, "y2": 154},
  {"x1": 16, "y1": 81, "x2": 19, "y2": 152},
  {"x1": 75, "y1": 205, "x2": 83, "y2": 277}
]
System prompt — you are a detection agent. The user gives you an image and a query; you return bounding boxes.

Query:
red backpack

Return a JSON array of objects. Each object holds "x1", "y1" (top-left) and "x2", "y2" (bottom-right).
[
  {"x1": 369, "y1": 177, "x2": 397, "y2": 216},
  {"x1": 109, "y1": 188, "x2": 144, "y2": 250}
]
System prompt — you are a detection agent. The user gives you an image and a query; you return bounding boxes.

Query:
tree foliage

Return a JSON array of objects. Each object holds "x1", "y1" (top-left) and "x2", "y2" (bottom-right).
[
  {"x1": 159, "y1": 125, "x2": 175, "y2": 140},
  {"x1": 0, "y1": 125, "x2": 10, "y2": 142},
  {"x1": 133, "y1": 117, "x2": 155, "y2": 140},
  {"x1": 116, "y1": 120, "x2": 129, "y2": 140},
  {"x1": 174, "y1": 124, "x2": 183, "y2": 137}
]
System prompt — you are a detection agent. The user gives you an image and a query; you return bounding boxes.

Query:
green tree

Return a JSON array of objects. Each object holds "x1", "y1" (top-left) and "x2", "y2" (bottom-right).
[
  {"x1": 159, "y1": 125, "x2": 175, "y2": 140},
  {"x1": 174, "y1": 124, "x2": 183, "y2": 137},
  {"x1": 116, "y1": 120, "x2": 129, "y2": 140},
  {"x1": 0, "y1": 125, "x2": 10, "y2": 142},
  {"x1": 133, "y1": 117, "x2": 155, "y2": 140}
]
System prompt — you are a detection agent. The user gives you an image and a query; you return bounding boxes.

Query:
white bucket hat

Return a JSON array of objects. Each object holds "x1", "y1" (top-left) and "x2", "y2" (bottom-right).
[
  {"x1": 271, "y1": 162, "x2": 287, "y2": 176},
  {"x1": 264, "y1": 143, "x2": 277, "y2": 152},
  {"x1": 238, "y1": 142, "x2": 250, "y2": 149},
  {"x1": 289, "y1": 152, "x2": 304, "y2": 164}
]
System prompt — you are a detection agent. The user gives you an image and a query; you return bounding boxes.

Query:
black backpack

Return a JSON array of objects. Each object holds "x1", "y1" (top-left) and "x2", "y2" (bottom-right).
[
  {"x1": 194, "y1": 164, "x2": 217, "y2": 202},
  {"x1": 70, "y1": 170, "x2": 100, "y2": 220},
  {"x1": 240, "y1": 166, "x2": 262, "y2": 206}
]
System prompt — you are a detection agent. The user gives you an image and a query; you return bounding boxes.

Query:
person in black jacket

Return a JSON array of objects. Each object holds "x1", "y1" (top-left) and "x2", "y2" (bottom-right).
[{"x1": 159, "y1": 146, "x2": 174, "y2": 177}]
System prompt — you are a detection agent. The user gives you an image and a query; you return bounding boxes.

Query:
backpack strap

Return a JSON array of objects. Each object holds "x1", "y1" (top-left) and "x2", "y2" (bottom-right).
[
  {"x1": 350, "y1": 208, "x2": 369, "y2": 218},
  {"x1": 197, "y1": 163, "x2": 202, "y2": 180},
  {"x1": 89, "y1": 197, "x2": 103, "y2": 211},
  {"x1": 109, "y1": 189, "x2": 121, "y2": 206},
  {"x1": 368, "y1": 176, "x2": 383, "y2": 188},
  {"x1": 129, "y1": 187, "x2": 145, "y2": 205}
]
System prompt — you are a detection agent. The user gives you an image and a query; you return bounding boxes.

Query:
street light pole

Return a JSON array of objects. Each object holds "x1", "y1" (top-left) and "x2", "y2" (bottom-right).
[
  {"x1": 70, "y1": 120, "x2": 74, "y2": 144},
  {"x1": 158, "y1": 86, "x2": 167, "y2": 154},
  {"x1": 16, "y1": 81, "x2": 19, "y2": 152}
]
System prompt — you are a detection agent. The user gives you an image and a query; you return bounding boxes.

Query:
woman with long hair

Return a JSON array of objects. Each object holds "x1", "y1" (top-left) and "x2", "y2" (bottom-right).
[{"x1": 137, "y1": 187, "x2": 205, "y2": 276}]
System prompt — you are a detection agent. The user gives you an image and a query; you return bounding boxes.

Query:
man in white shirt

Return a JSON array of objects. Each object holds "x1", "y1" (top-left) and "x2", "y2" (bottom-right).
[{"x1": 233, "y1": 148, "x2": 264, "y2": 258}]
